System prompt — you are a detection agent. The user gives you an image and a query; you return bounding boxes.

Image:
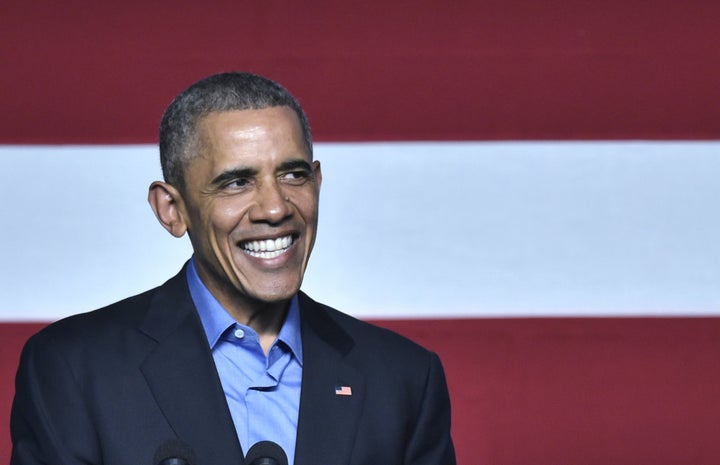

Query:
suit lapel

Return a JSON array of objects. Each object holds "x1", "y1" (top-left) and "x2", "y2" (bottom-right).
[
  {"x1": 294, "y1": 293, "x2": 365, "y2": 465},
  {"x1": 138, "y1": 268, "x2": 244, "y2": 465},
  {"x1": 134, "y1": 272, "x2": 364, "y2": 465}
]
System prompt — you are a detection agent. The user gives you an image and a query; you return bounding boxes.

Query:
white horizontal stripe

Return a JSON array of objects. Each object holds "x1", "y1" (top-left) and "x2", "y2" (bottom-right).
[{"x1": 1, "y1": 142, "x2": 719, "y2": 320}]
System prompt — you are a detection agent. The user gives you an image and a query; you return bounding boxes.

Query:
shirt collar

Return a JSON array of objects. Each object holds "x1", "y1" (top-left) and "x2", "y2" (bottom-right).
[{"x1": 186, "y1": 257, "x2": 303, "y2": 364}]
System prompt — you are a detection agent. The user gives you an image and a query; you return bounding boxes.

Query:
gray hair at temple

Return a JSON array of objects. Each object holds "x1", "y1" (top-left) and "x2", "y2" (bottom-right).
[{"x1": 159, "y1": 72, "x2": 313, "y2": 190}]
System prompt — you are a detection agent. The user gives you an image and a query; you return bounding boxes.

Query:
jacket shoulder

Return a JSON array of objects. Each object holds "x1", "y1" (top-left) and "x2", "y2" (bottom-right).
[
  {"x1": 33, "y1": 265, "x2": 190, "y2": 342},
  {"x1": 299, "y1": 292, "x2": 437, "y2": 367},
  {"x1": 32, "y1": 286, "x2": 158, "y2": 344}
]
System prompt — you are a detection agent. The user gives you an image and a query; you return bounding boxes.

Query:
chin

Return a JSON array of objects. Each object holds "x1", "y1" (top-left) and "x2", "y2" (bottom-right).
[{"x1": 246, "y1": 284, "x2": 301, "y2": 304}]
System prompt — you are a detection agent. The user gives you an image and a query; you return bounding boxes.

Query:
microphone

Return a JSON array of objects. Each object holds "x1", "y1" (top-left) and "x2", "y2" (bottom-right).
[
  {"x1": 243, "y1": 441, "x2": 288, "y2": 465},
  {"x1": 153, "y1": 439, "x2": 197, "y2": 465}
]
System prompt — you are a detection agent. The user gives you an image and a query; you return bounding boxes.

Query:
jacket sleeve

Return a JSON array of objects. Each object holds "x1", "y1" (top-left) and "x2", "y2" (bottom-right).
[
  {"x1": 11, "y1": 331, "x2": 101, "y2": 465},
  {"x1": 404, "y1": 352, "x2": 456, "y2": 465}
]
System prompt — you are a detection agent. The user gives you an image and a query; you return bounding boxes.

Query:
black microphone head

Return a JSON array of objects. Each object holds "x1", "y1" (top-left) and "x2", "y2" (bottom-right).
[
  {"x1": 243, "y1": 441, "x2": 288, "y2": 465},
  {"x1": 153, "y1": 439, "x2": 197, "y2": 465}
]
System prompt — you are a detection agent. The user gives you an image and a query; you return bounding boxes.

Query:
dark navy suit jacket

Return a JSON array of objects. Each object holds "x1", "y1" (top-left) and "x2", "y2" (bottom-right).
[{"x1": 11, "y1": 265, "x2": 456, "y2": 465}]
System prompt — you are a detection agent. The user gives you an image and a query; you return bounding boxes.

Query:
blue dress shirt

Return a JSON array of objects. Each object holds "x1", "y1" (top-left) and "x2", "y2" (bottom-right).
[{"x1": 186, "y1": 258, "x2": 303, "y2": 464}]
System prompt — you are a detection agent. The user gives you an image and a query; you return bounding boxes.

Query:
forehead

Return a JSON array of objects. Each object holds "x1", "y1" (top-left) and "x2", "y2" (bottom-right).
[
  {"x1": 195, "y1": 106, "x2": 307, "y2": 159},
  {"x1": 179, "y1": 107, "x2": 311, "y2": 189}
]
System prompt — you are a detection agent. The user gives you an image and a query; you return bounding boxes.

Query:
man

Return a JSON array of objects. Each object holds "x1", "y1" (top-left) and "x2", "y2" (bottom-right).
[{"x1": 11, "y1": 72, "x2": 456, "y2": 465}]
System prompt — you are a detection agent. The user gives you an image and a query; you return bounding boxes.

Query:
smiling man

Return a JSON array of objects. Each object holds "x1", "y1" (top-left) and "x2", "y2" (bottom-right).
[
  {"x1": 149, "y1": 105, "x2": 321, "y2": 353},
  {"x1": 11, "y1": 72, "x2": 456, "y2": 465}
]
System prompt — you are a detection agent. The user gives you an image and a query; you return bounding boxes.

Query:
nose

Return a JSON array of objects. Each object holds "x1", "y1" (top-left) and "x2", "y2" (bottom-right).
[{"x1": 248, "y1": 178, "x2": 293, "y2": 224}]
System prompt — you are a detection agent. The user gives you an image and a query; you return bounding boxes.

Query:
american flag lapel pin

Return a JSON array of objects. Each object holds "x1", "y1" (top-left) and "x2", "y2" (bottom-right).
[{"x1": 335, "y1": 385, "x2": 352, "y2": 396}]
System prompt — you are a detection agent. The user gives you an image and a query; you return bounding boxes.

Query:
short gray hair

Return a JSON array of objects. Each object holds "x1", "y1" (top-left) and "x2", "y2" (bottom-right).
[{"x1": 159, "y1": 72, "x2": 313, "y2": 189}]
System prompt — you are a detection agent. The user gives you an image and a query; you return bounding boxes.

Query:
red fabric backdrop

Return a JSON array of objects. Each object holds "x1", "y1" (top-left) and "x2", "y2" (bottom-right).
[
  {"x1": 4, "y1": 319, "x2": 720, "y2": 464},
  {"x1": 2, "y1": 1, "x2": 720, "y2": 143}
]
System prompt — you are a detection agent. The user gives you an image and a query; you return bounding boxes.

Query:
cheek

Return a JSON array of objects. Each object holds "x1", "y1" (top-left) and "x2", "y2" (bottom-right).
[
  {"x1": 206, "y1": 200, "x2": 249, "y2": 231},
  {"x1": 295, "y1": 188, "x2": 320, "y2": 219}
]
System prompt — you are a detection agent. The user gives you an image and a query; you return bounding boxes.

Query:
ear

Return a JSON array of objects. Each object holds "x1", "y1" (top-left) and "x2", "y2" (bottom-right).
[
  {"x1": 313, "y1": 160, "x2": 322, "y2": 191},
  {"x1": 148, "y1": 181, "x2": 189, "y2": 238}
]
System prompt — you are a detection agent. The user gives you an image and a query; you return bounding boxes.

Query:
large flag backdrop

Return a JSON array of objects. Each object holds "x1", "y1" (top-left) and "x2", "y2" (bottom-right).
[{"x1": 2, "y1": 2, "x2": 720, "y2": 464}]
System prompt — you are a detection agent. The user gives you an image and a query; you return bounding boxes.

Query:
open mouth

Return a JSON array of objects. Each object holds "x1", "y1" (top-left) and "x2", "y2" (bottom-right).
[{"x1": 240, "y1": 234, "x2": 295, "y2": 259}]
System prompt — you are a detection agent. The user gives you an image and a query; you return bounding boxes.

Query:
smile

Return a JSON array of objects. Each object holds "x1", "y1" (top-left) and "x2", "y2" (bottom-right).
[{"x1": 240, "y1": 235, "x2": 295, "y2": 259}]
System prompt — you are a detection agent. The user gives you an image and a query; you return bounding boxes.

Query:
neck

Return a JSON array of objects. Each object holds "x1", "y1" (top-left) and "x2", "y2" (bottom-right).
[
  {"x1": 191, "y1": 261, "x2": 293, "y2": 355},
  {"x1": 215, "y1": 289, "x2": 290, "y2": 356}
]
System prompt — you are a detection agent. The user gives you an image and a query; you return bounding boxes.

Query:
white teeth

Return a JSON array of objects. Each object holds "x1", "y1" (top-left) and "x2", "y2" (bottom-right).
[{"x1": 242, "y1": 235, "x2": 293, "y2": 258}]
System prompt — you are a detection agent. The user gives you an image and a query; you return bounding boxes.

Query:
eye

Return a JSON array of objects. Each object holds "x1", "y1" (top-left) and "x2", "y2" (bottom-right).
[
  {"x1": 222, "y1": 178, "x2": 251, "y2": 189},
  {"x1": 280, "y1": 170, "x2": 310, "y2": 185}
]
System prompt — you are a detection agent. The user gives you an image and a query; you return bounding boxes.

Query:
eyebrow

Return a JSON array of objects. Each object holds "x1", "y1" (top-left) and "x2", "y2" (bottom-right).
[
  {"x1": 278, "y1": 159, "x2": 313, "y2": 172},
  {"x1": 210, "y1": 167, "x2": 257, "y2": 187},
  {"x1": 208, "y1": 159, "x2": 313, "y2": 187}
]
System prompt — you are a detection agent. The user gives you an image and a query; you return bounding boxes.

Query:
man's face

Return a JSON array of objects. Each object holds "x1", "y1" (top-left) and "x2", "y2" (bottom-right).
[{"x1": 179, "y1": 106, "x2": 321, "y2": 308}]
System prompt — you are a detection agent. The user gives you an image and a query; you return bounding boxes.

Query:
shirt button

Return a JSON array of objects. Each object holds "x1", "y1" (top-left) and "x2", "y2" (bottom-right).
[{"x1": 233, "y1": 328, "x2": 245, "y2": 339}]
